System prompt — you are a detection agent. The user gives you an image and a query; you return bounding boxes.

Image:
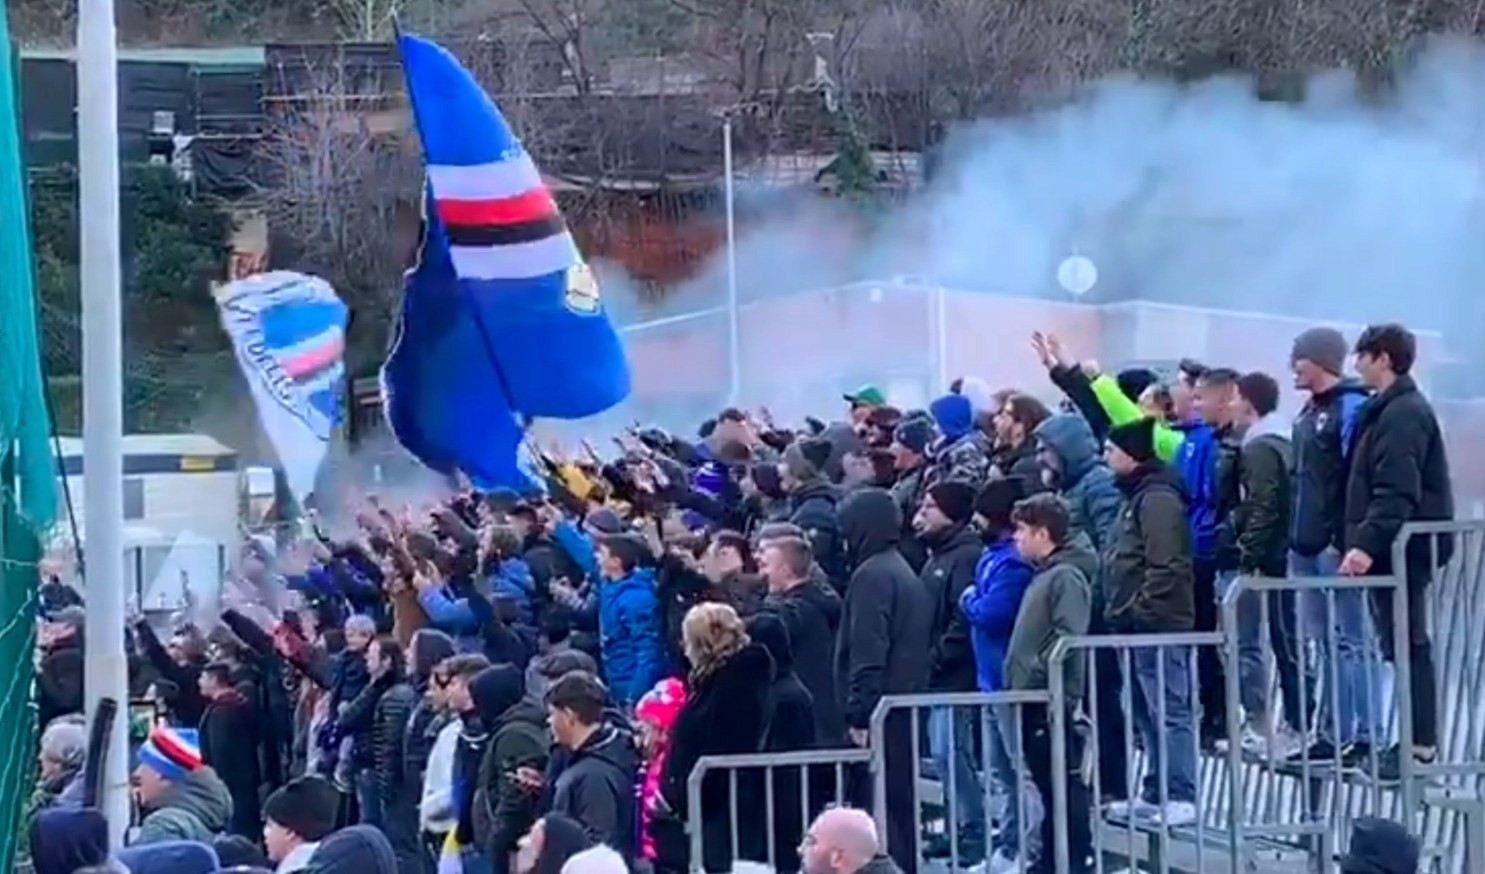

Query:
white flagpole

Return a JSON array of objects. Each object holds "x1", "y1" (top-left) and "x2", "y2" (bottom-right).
[{"x1": 77, "y1": 0, "x2": 131, "y2": 845}]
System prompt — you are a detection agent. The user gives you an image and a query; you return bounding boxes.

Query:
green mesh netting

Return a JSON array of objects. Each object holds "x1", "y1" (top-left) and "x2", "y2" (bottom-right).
[{"x1": 2, "y1": 4, "x2": 57, "y2": 868}]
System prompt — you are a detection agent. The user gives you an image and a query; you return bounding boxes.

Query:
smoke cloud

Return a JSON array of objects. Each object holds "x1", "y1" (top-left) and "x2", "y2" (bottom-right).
[{"x1": 610, "y1": 36, "x2": 1485, "y2": 395}]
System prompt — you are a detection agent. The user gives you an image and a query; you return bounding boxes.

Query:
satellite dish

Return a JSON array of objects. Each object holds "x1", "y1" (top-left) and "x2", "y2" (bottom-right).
[{"x1": 1057, "y1": 255, "x2": 1098, "y2": 297}]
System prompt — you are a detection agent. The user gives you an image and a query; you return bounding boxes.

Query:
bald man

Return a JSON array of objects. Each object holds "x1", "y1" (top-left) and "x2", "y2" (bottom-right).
[{"x1": 800, "y1": 808, "x2": 902, "y2": 874}]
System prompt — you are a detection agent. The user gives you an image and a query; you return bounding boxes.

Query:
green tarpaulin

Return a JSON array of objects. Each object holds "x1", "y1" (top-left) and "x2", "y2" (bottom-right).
[{"x1": 2, "y1": 0, "x2": 59, "y2": 866}]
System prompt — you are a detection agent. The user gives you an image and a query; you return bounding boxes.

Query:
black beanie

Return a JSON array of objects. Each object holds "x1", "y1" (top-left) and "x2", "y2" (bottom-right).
[
  {"x1": 974, "y1": 477, "x2": 1030, "y2": 520},
  {"x1": 927, "y1": 481, "x2": 977, "y2": 525},
  {"x1": 1116, "y1": 368, "x2": 1158, "y2": 403},
  {"x1": 263, "y1": 776, "x2": 339, "y2": 841},
  {"x1": 1107, "y1": 417, "x2": 1158, "y2": 465}
]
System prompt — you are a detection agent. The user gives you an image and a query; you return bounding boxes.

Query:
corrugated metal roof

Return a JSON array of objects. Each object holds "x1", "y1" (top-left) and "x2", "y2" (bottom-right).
[{"x1": 21, "y1": 46, "x2": 266, "y2": 66}]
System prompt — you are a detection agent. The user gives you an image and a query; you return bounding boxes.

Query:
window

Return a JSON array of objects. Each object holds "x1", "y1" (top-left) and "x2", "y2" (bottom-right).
[{"x1": 123, "y1": 478, "x2": 144, "y2": 521}]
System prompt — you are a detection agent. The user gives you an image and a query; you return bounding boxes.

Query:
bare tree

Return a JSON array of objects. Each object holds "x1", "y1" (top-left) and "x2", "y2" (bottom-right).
[
  {"x1": 327, "y1": 0, "x2": 406, "y2": 40},
  {"x1": 257, "y1": 54, "x2": 422, "y2": 372}
]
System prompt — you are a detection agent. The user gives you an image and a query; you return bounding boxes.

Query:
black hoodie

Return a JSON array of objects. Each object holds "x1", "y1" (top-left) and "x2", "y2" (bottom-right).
[
  {"x1": 469, "y1": 665, "x2": 550, "y2": 871},
  {"x1": 761, "y1": 565, "x2": 844, "y2": 746},
  {"x1": 533, "y1": 813, "x2": 593, "y2": 874},
  {"x1": 834, "y1": 488, "x2": 934, "y2": 731},
  {"x1": 304, "y1": 825, "x2": 398, "y2": 874},
  {"x1": 551, "y1": 722, "x2": 640, "y2": 856},
  {"x1": 921, "y1": 523, "x2": 983, "y2": 693},
  {"x1": 746, "y1": 613, "x2": 816, "y2": 752}
]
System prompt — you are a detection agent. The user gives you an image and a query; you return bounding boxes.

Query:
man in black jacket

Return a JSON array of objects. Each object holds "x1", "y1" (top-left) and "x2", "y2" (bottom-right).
[
  {"x1": 1219, "y1": 372, "x2": 1305, "y2": 761},
  {"x1": 835, "y1": 488, "x2": 933, "y2": 874},
  {"x1": 914, "y1": 481, "x2": 985, "y2": 862},
  {"x1": 1288, "y1": 326, "x2": 1378, "y2": 766},
  {"x1": 1342, "y1": 323, "x2": 1453, "y2": 780},
  {"x1": 37, "y1": 607, "x2": 85, "y2": 730},
  {"x1": 198, "y1": 661, "x2": 263, "y2": 838},
  {"x1": 759, "y1": 534, "x2": 846, "y2": 746},
  {"x1": 782, "y1": 438, "x2": 846, "y2": 588},
  {"x1": 544, "y1": 671, "x2": 639, "y2": 856}
]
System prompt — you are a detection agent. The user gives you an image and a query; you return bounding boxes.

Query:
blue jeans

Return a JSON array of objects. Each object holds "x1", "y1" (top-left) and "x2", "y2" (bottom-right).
[
  {"x1": 355, "y1": 769, "x2": 384, "y2": 827},
  {"x1": 1128, "y1": 645, "x2": 1197, "y2": 803},
  {"x1": 1291, "y1": 550, "x2": 1381, "y2": 745},
  {"x1": 1217, "y1": 571, "x2": 1305, "y2": 726},
  {"x1": 928, "y1": 707, "x2": 985, "y2": 833},
  {"x1": 983, "y1": 703, "x2": 1039, "y2": 857}
]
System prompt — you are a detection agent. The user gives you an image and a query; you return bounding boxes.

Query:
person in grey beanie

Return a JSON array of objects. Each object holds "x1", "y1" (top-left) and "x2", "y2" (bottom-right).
[{"x1": 1286, "y1": 325, "x2": 1381, "y2": 767}]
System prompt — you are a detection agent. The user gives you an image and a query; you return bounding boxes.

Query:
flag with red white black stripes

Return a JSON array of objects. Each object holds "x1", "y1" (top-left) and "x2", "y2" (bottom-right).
[{"x1": 380, "y1": 33, "x2": 630, "y2": 491}]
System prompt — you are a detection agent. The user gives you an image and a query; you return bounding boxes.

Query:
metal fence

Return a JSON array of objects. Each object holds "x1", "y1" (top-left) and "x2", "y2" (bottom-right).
[
  {"x1": 684, "y1": 748, "x2": 871, "y2": 872},
  {"x1": 682, "y1": 521, "x2": 1485, "y2": 874}
]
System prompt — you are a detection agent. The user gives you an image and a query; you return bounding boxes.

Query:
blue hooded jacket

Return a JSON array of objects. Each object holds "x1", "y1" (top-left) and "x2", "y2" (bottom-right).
[
  {"x1": 1034, "y1": 414, "x2": 1123, "y2": 553},
  {"x1": 1174, "y1": 421, "x2": 1220, "y2": 559},
  {"x1": 488, "y1": 557, "x2": 536, "y2": 625},
  {"x1": 959, "y1": 537, "x2": 1035, "y2": 692},
  {"x1": 597, "y1": 566, "x2": 665, "y2": 706},
  {"x1": 930, "y1": 393, "x2": 975, "y2": 441}
]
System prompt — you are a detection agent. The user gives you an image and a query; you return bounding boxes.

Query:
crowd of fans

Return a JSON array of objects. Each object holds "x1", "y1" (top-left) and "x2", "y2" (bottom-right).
[{"x1": 28, "y1": 321, "x2": 1442, "y2": 874}]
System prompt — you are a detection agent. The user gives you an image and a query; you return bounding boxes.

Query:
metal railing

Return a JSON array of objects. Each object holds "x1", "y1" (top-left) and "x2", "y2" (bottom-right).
[
  {"x1": 681, "y1": 520, "x2": 1485, "y2": 874},
  {"x1": 868, "y1": 690, "x2": 1053, "y2": 873},
  {"x1": 684, "y1": 747, "x2": 870, "y2": 873}
]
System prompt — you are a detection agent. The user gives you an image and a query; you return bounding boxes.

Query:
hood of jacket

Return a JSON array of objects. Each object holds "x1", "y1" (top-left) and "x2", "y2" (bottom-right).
[
  {"x1": 469, "y1": 664, "x2": 527, "y2": 724},
  {"x1": 1039, "y1": 531, "x2": 1101, "y2": 581},
  {"x1": 571, "y1": 722, "x2": 640, "y2": 778},
  {"x1": 744, "y1": 612, "x2": 794, "y2": 677},
  {"x1": 924, "y1": 522, "x2": 981, "y2": 557},
  {"x1": 304, "y1": 825, "x2": 398, "y2": 874},
  {"x1": 838, "y1": 487, "x2": 901, "y2": 564},
  {"x1": 31, "y1": 808, "x2": 110, "y2": 874},
  {"x1": 1034, "y1": 413, "x2": 1100, "y2": 484},
  {"x1": 1115, "y1": 461, "x2": 1188, "y2": 502},
  {"x1": 116, "y1": 841, "x2": 219, "y2": 874},
  {"x1": 153, "y1": 768, "x2": 233, "y2": 833},
  {"x1": 1241, "y1": 412, "x2": 1290, "y2": 447},
  {"x1": 534, "y1": 813, "x2": 592, "y2": 874},
  {"x1": 790, "y1": 479, "x2": 837, "y2": 510},
  {"x1": 930, "y1": 393, "x2": 975, "y2": 441}
]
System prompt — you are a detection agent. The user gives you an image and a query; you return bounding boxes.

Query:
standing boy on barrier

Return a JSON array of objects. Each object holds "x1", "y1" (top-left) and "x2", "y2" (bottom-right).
[{"x1": 1006, "y1": 493, "x2": 1094, "y2": 874}]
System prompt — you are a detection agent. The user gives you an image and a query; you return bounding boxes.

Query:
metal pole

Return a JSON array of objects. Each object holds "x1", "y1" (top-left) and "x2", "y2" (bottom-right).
[
  {"x1": 78, "y1": 0, "x2": 130, "y2": 845},
  {"x1": 723, "y1": 115, "x2": 740, "y2": 403}
]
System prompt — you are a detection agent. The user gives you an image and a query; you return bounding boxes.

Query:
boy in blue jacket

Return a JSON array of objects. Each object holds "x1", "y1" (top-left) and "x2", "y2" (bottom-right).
[
  {"x1": 959, "y1": 477, "x2": 1035, "y2": 870},
  {"x1": 591, "y1": 532, "x2": 665, "y2": 708}
]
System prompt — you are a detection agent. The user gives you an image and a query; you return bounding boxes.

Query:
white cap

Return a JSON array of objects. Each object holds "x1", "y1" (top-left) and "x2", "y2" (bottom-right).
[{"x1": 560, "y1": 846, "x2": 628, "y2": 874}]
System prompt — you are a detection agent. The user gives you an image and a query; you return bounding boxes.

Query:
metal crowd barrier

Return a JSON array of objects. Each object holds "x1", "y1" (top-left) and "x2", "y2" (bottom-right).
[
  {"x1": 684, "y1": 747, "x2": 870, "y2": 873},
  {"x1": 1047, "y1": 631, "x2": 1231, "y2": 874},
  {"x1": 867, "y1": 690, "x2": 1053, "y2": 873},
  {"x1": 1217, "y1": 571, "x2": 1401, "y2": 870},
  {"x1": 682, "y1": 522, "x2": 1485, "y2": 873}
]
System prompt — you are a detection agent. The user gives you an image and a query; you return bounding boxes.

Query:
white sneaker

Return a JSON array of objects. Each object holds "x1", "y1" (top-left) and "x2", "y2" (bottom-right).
[
  {"x1": 970, "y1": 850, "x2": 1022, "y2": 874},
  {"x1": 1104, "y1": 797, "x2": 1156, "y2": 819},
  {"x1": 1240, "y1": 724, "x2": 1304, "y2": 761},
  {"x1": 1139, "y1": 800, "x2": 1198, "y2": 827}
]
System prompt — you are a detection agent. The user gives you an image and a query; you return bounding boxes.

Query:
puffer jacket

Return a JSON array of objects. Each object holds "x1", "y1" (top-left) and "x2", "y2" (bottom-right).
[
  {"x1": 1034, "y1": 414, "x2": 1124, "y2": 552},
  {"x1": 598, "y1": 567, "x2": 665, "y2": 707},
  {"x1": 369, "y1": 680, "x2": 417, "y2": 818},
  {"x1": 960, "y1": 537, "x2": 1035, "y2": 691}
]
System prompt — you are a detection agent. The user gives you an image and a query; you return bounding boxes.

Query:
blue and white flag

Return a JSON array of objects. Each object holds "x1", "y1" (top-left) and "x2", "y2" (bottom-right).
[
  {"x1": 216, "y1": 271, "x2": 346, "y2": 502},
  {"x1": 380, "y1": 33, "x2": 631, "y2": 491}
]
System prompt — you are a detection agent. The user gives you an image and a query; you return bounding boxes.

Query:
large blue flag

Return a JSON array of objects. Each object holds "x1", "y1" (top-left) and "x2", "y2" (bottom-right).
[{"x1": 382, "y1": 33, "x2": 632, "y2": 489}]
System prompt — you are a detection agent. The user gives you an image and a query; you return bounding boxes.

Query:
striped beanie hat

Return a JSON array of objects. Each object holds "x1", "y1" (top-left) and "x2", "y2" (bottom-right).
[{"x1": 137, "y1": 726, "x2": 203, "y2": 781}]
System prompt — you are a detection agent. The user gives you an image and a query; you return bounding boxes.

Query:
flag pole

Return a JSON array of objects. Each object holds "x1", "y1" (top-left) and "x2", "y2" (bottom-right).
[
  {"x1": 723, "y1": 114, "x2": 740, "y2": 404},
  {"x1": 77, "y1": 0, "x2": 131, "y2": 845}
]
